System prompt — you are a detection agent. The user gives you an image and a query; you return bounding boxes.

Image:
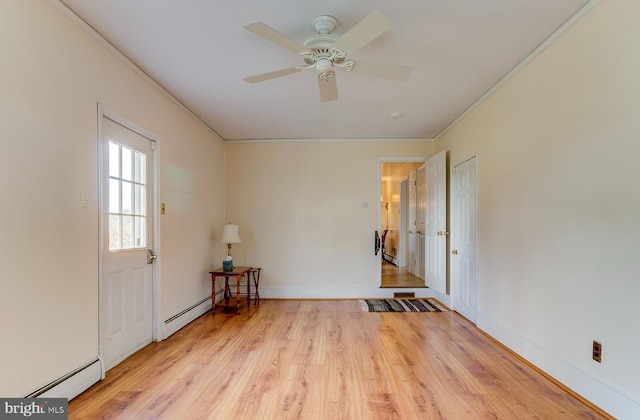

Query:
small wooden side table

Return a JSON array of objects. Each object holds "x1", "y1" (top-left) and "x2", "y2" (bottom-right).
[{"x1": 210, "y1": 266, "x2": 251, "y2": 315}]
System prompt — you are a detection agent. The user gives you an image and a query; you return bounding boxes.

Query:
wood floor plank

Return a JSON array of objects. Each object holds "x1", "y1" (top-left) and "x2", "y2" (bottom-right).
[
  {"x1": 381, "y1": 263, "x2": 425, "y2": 288},
  {"x1": 69, "y1": 300, "x2": 609, "y2": 419}
]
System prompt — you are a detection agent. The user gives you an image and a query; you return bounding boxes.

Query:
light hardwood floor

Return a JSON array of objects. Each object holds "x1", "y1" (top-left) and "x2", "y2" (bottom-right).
[
  {"x1": 381, "y1": 262, "x2": 426, "y2": 288},
  {"x1": 69, "y1": 300, "x2": 608, "y2": 419}
]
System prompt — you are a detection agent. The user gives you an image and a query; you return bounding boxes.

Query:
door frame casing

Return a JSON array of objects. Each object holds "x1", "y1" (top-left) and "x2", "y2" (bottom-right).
[{"x1": 97, "y1": 103, "x2": 162, "y2": 376}]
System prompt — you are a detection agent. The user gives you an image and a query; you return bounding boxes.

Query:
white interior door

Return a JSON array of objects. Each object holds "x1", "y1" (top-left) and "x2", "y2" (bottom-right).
[
  {"x1": 416, "y1": 165, "x2": 426, "y2": 280},
  {"x1": 100, "y1": 116, "x2": 156, "y2": 370},
  {"x1": 399, "y1": 179, "x2": 407, "y2": 268},
  {"x1": 407, "y1": 170, "x2": 417, "y2": 275},
  {"x1": 451, "y1": 155, "x2": 477, "y2": 322},
  {"x1": 424, "y1": 151, "x2": 447, "y2": 294}
]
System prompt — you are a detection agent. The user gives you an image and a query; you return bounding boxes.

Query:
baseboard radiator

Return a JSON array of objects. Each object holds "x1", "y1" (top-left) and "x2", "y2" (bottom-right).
[
  {"x1": 20, "y1": 296, "x2": 217, "y2": 401},
  {"x1": 164, "y1": 296, "x2": 212, "y2": 338},
  {"x1": 25, "y1": 358, "x2": 102, "y2": 400}
]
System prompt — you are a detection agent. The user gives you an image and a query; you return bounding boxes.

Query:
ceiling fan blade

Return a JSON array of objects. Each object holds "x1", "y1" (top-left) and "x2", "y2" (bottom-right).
[
  {"x1": 349, "y1": 61, "x2": 412, "y2": 81},
  {"x1": 243, "y1": 22, "x2": 309, "y2": 55},
  {"x1": 332, "y1": 11, "x2": 393, "y2": 55},
  {"x1": 243, "y1": 67, "x2": 305, "y2": 83},
  {"x1": 318, "y1": 73, "x2": 338, "y2": 102}
]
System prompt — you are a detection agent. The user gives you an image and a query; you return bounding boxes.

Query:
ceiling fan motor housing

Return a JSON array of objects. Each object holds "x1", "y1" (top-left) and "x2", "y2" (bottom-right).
[
  {"x1": 311, "y1": 15, "x2": 337, "y2": 35},
  {"x1": 303, "y1": 15, "x2": 345, "y2": 69}
]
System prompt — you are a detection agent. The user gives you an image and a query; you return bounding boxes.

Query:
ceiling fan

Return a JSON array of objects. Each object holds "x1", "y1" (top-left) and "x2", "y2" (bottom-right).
[{"x1": 243, "y1": 11, "x2": 413, "y2": 102}]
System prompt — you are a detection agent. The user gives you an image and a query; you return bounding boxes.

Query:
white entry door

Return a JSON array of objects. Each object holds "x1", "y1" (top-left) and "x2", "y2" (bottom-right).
[
  {"x1": 100, "y1": 115, "x2": 156, "y2": 370},
  {"x1": 424, "y1": 150, "x2": 447, "y2": 294},
  {"x1": 451, "y1": 155, "x2": 477, "y2": 322}
]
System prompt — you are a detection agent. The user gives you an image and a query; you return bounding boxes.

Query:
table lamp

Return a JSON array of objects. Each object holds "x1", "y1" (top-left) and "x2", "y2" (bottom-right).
[{"x1": 219, "y1": 223, "x2": 241, "y2": 270}]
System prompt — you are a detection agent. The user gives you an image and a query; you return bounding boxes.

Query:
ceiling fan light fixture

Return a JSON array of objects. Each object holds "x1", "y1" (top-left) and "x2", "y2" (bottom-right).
[{"x1": 316, "y1": 58, "x2": 333, "y2": 74}]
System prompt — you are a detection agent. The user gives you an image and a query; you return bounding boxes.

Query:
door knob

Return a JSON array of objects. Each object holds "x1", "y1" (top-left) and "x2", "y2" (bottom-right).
[
  {"x1": 451, "y1": 249, "x2": 458, "y2": 255},
  {"x1": 147, "y1": 249, "x2": 158, "y2": 264}
]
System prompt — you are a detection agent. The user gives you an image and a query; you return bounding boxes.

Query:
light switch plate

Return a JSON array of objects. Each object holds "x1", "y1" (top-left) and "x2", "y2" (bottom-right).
[{"x1": 80, "y1": 192, "x2": 89, "y2": 207}]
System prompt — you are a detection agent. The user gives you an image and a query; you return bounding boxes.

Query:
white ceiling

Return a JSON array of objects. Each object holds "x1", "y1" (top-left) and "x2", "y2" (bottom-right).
[{"x1": 59, "y1": 0, "x2": 589, "y2": 142}]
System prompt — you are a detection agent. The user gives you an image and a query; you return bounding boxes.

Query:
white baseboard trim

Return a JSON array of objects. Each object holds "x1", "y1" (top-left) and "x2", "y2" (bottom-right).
[
  {"x1": 477, "y1": 311, "x2": 640, "y2": 419},
  {"x1": 164, "y1": 296, "x2": 212, "y2": 338},
  {"x1": 431, "y1": 290, "x2": 451, "y2": 308},
  {"x1": 259, "y1": 286, "x2": 435, "y2": 299},
  {"x1": 383, "y1": 255, "x2": 399, "y2": 265},
  {"x1": 26, "y1": 358, "x2": 102, "y2": 401}
]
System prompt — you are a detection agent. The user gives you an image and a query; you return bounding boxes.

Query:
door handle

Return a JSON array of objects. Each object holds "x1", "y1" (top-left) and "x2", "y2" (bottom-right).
[
  {"x1": 451, "y1": 249, "x2": 458, "y2": 255},
  {"x1": 147, "y1": 249, "x2": 158, "y2": 264},
  {"x1": 374, "y1": 231, "x2": 381, "y2": 255}
]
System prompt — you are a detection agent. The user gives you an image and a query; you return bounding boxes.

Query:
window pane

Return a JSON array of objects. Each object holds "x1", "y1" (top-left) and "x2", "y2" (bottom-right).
[
  {"x1": 134, "y1": 184, "x2": 145, "y2": 216},
  {"x1": 134, "y1": 216, "x2": 146, "y2": 248},
  {"x1": 109, "y1": 214, "x2": 121, "y2": 251},
  {"x1": 109, "y1": 179, "x2": 120, "y2": 213},
  {"x1": 109, "y1": 142, "x2": 120, "y2": 178},
  {"x1": 134, "y1": 151, "x2": 146, "y2": 184},
  {"x1": 122, "y1": 147, "x2": 133, "y2": 181},
  {"x1": 122, "y1": 182, "x2": 132, "y2": 215},
  {"x1": 122, "y1": 215, "x2": 133, "y2": 249}
]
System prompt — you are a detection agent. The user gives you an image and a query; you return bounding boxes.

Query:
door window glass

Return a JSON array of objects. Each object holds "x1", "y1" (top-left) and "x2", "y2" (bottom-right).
[{"x1": 108, "y1": 140, "x2": 147, "y2": 251}]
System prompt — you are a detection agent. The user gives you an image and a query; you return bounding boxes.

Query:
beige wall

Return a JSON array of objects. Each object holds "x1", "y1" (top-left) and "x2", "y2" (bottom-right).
[
  {"x1": 0, "y1": 1, "x2": 225, "y2": 396},
  {"x1": 225, "y1": 141, "x2": 432, "y2": 296},
  {"x1": 436, "y1": 0, "x2": 640, "y2": 415}
]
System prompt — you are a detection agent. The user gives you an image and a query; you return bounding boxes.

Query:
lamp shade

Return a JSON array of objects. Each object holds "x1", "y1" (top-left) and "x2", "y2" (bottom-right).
[{"x1": 219, "y1": 224, "x2": 241, "y2": 244}]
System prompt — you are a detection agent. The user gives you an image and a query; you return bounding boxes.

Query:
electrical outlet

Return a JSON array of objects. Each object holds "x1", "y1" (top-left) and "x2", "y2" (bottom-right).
[{"x1": 592, "y1": 340, "x2": 602, "y2": 363}]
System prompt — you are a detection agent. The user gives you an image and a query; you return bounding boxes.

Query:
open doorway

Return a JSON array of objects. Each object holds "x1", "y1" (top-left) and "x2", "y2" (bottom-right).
[{"x1": 380, "y1": 160, "x2": 426, "y2": 288}]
